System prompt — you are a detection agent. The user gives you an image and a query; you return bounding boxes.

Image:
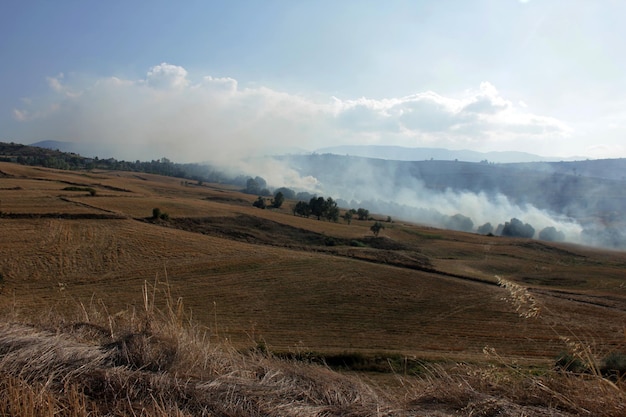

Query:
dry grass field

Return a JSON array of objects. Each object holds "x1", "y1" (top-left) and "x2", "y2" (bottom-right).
[{"x1": 1, "y1": 161, "x2": 626, "y2": 416}]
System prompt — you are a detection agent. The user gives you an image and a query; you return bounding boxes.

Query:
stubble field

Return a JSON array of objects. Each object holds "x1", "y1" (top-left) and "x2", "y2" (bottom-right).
[{"x1": 1, "y1": 161, "x2": 625, "y2": 367}]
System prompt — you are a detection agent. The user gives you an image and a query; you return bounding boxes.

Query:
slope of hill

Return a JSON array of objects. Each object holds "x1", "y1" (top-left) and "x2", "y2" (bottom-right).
[
  {"x1": 1, "y1": 161, "x2": 625, "y2": 415},
  {"x1": 1, "y1": 161, "x2": 625, "y2": 359},
  {"x1": 279, "y1": 154, "x2": 626, "y2": 249}
]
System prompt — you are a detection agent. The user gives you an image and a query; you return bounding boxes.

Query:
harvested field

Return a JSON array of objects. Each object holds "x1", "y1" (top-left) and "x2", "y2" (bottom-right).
[{"x1": 1, "y1": 162, "x2": 626, "y2": 367}]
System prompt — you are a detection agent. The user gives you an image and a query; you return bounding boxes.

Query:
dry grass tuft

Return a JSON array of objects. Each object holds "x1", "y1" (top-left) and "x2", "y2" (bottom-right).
[{"x1": 496, "y1": 275, "x2": 541, "y2": 319}]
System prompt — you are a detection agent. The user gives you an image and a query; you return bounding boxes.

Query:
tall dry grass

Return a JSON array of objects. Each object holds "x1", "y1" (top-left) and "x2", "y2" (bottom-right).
[
  {"x1": 0, "y1": 280, "x2": 395, "y2": 417},
  {"x1": 0, "y1": 278, "x2": 625, "y2": 416}
]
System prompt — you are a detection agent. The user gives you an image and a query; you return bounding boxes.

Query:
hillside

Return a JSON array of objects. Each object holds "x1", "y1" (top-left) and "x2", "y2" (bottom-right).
[
  {"x1": 280, "y1": 154, "x2": 626, "y2": 249},
  {"x1": 1, "y1": 161, "x2": 626, "y2": 415}
]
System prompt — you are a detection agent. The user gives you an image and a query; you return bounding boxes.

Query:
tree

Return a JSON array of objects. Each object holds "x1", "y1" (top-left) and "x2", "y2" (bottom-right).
[
  {"x1": 252, "y1": 196, "x2": 267, "y2": 209},
  {"x1": 477, "y1": 222, "x2": 494, "y2": 235},
  {"x1": 444, "y1": 213, "x2": 474, "y2": 232},
  {"x1": 343, "y1": 210, "x2": 353, "y2": 225},
  {"x1": 501, "y1": 218, "x2": 535, "y2": 238},
  {"x1": 271, "y1": 191, "x2": 285, "y2": 209},
  {"x1": 245, "y1": 176, "x2": 268, "y2": 195},
  {"x1": 296, "y1": 191, "x2": 315, "y2": 201},
  {"x1": 293, "y1": 201, "x2": 311, "y2": 217},
  {"x1": 539, "y1": 226, "x2": 565, "y2": 242},
  {"x1": 309, "y1": 197, "x2": 326, "y2": 220},
  {"x1": 356, "y1": 208, "x2": 369, "y2": 220},
  {"x1": 324, "y1": 197, "x2": 340, "y2": 222},
  {"x1": 370, "y1": 221, "x2": 385, "y2": 237},
  {"x1": 274, "y1": 187, "x2": 296, "y2": 200},
  {"x1": 245, "y1": 178, "x2": 260, "y2": 195}
]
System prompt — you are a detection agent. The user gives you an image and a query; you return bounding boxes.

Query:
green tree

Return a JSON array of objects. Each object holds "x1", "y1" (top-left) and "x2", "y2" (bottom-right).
[
  {"x1": 309, "y1": 196, "x2": 326, "y2": 220},
  {"x1": 343, "y1": 210, "x2": 353, "y2": 225},
  {"x1": 324, "y1": 197, "x2": 340, "y2": 222},
  {"x1": 293, "y1": 201, "x2": 311, "y2": 217},
  {"x1": 370, "y1": 221, "x2": 385, "y2": 237},
  {"x1": 357, "y1": 208, "x2": 369, "y2": 220},
  {"x1": 271, "y1": 191, "x2": 285, "y2": 208},
  {"x1": 152, "y1": 207, "x2": 162, "y2": 219}
]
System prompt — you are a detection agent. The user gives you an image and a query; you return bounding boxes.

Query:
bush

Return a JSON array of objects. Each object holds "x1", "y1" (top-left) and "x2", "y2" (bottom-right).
[
  {"x1": 63, "y1": 186, "x2": 96, "y2": 196},
  {"x1": 324, "y1": 237, "x2": 338, "y2": 246},
  {"x1": 601, "y1": 352, "x2": 626, "y2": 379},
  {"x1": 252, "y1": 196, "x2": 266, "y2": 209},
  {"x1": 152, "y1": 208, "x2": 169, "y2": 221},
  {"x1": 555, "y1": 351, "x2": 589, "y2": 374}
]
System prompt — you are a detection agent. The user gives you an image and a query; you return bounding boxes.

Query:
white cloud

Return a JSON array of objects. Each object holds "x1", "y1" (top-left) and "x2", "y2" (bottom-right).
[
  {"x1": 145, "y1": 62, "x2": 190, "y2": 89},
  {"x1": 12, "y1": 109, "x2": 28, "y2": 121},
  {"x1": 46, "y1": 73, "x2": 65, "y2": 92},
  {"x1": 200, "y1": 75, "x2": 238, "y2": 93},
  {"x1": 10, "y1": 64, "x2": 573, "y2": 163}
]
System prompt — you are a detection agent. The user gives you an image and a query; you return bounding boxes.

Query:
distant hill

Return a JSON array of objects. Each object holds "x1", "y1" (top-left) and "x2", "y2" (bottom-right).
[
  {"x1": 29, "y1": 140, "x2": 80, "y2": 153},
  {"x1": 315, "y1": 145, "x2": 583, "y2": 163},
  {"x1": 29, "y1": 140, "x2": 110, "y2": 158},
  {"x1": 279, "y1": 153, "x2": 626, "y2": 248}
]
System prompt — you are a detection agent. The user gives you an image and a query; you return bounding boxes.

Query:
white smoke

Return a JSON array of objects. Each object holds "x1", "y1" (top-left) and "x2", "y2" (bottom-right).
[{"x1": 11, "y1": 63, "x2": 573, "y2": 164}]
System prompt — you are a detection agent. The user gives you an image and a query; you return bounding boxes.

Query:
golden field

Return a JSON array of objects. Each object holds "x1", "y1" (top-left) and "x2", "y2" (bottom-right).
[
  {"x1": 2, "y1": 161, "x2": 626, "y2": 416},
  {"x1": 1, "y1": 161, "x2": 625, "y2": 364}
]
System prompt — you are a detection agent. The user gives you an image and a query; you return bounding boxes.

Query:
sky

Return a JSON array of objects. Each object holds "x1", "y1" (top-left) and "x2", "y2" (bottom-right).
[{"x1": 2, "y1": 0, "x2": 626, "y2": 163}]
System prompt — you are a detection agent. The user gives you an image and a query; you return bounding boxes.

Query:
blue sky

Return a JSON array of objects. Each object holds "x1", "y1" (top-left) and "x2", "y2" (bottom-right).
[{"x1": 2, "y1": 0, "x2": 625, "y2": 162}]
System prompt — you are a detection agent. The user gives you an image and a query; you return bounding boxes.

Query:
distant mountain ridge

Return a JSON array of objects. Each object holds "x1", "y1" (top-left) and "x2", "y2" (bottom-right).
[
  {"x1": 29, "y1": 140, "x2": 116, "y2": 159},
  {"x1": 29, "y1": 140, "x2": 82, "y2": 153},
  {"x1": 315, "y1": 145, "x2": 584, "y2": 163}
]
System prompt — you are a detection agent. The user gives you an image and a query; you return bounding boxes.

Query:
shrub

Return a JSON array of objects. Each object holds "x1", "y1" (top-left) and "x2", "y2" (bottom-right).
[
  {"x1": 151, "y1": 208, "x2": 169, "y2": 221},
  {"x1": 601, "y1": 352, "x2": 626, "y2": 379},
  {"x1": 252, "y1": 196, "x2": 266, "y2": 209},
  {"x1": 63, "y1": 186, "x2": 96, "y2": 196},
  {"x1": 555, "y1": 351, "x2": 589, "y2": 374}
]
